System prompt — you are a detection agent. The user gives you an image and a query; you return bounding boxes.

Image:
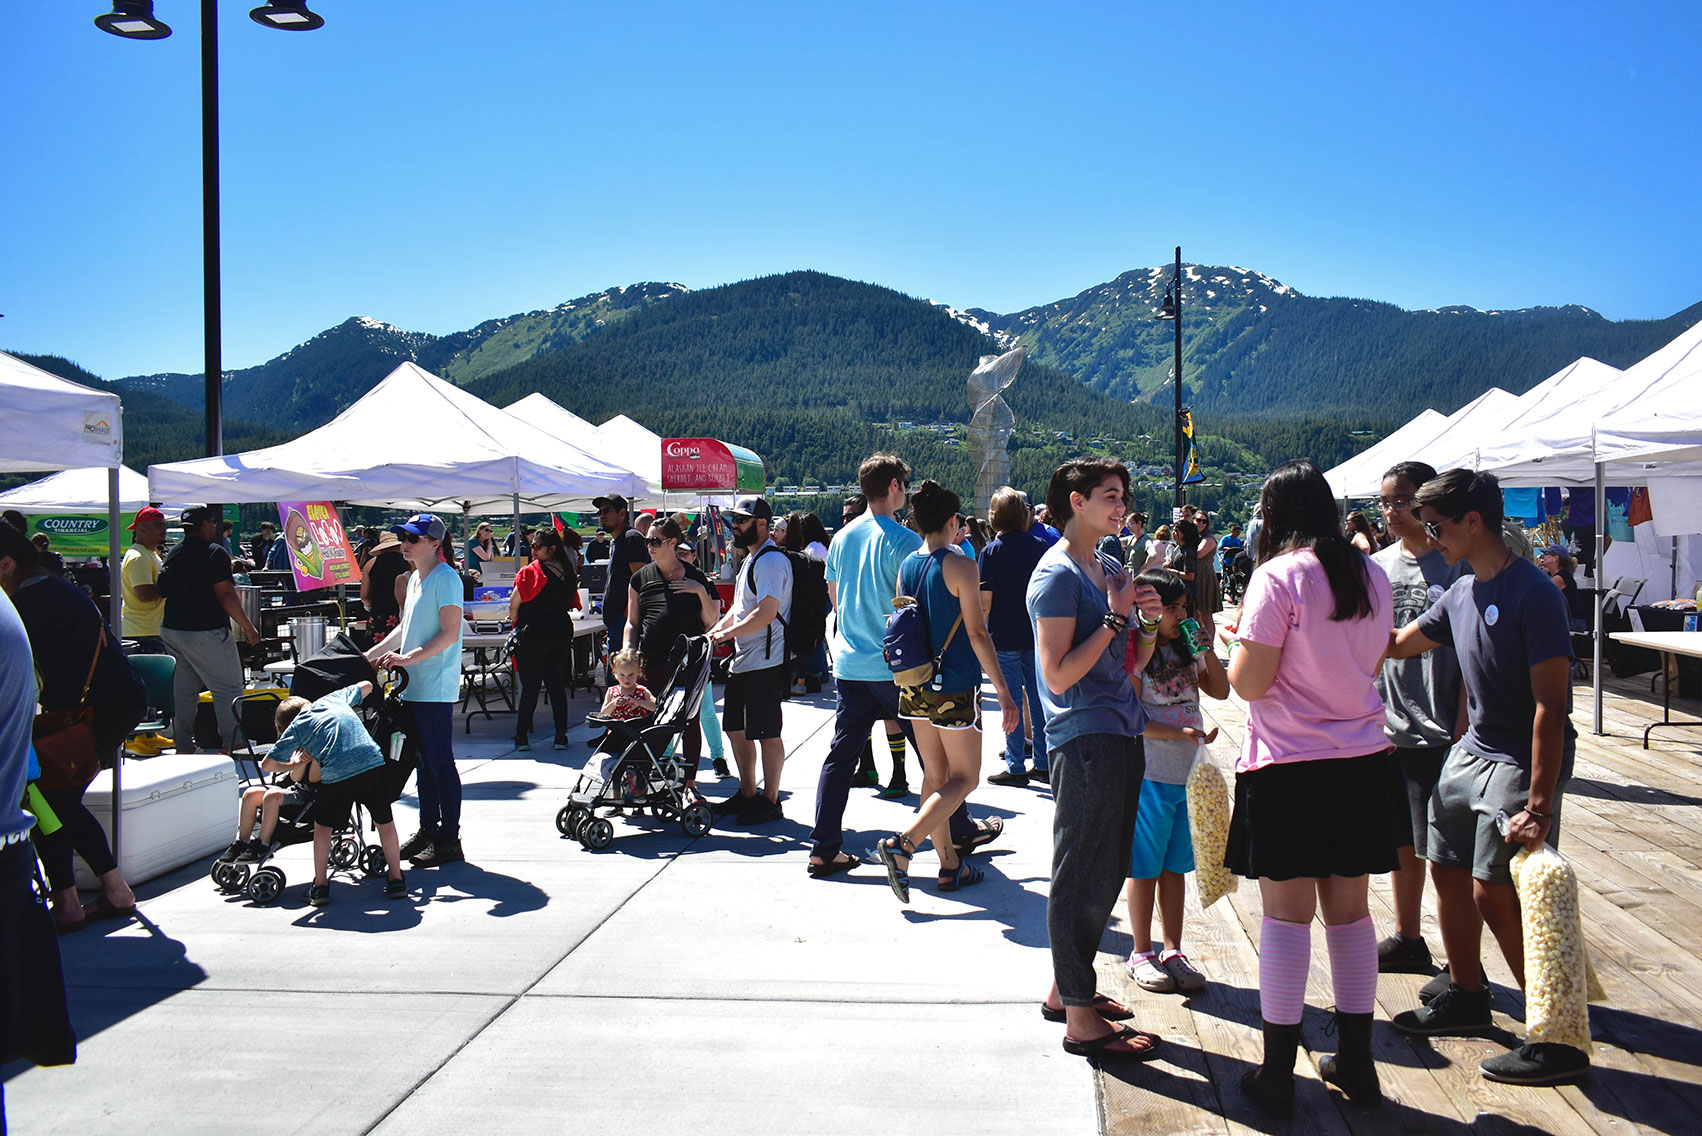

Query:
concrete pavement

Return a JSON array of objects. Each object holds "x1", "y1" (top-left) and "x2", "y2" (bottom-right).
[{"x1": 4, "y1": 685, "x2": 1102, "y2": 1135}]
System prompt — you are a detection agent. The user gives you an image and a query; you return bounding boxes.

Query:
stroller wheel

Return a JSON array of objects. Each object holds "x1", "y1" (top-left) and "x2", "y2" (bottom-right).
[
  {"x1": 330, "y1": 838, "x2": 361, "y2": 870},
  {"x1": 211, "y1": 860, "x2": 249, "y2": 893},
  {"x1": 362, "y1": 846, "x2": 388, "y2": 878},
  {"x1": 581, "y1": 817, "x2": 615, "y2": 851},
  {"x1": 555, "y1": 805, "x2": 581, "y2": 836},
  {"x1": 680, "y1": 802, "x2": 713, "y2": 837},
  {"x1": 247, "y1": 866, "x2": 285, "y2": 905}
]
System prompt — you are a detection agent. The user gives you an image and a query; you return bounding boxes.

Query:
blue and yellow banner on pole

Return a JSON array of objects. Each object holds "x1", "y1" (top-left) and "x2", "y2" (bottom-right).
[{"x1": 1181, "y1": 409, "x2": 1205, "y2": 485}]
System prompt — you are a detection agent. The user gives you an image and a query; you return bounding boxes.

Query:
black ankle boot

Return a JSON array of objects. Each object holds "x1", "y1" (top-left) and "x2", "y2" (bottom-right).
[
  {"x1": 1319, "y1": 1011, "x2": 1383, "y2": 1105},
  {"x1": 1241, "y1": 1020, "x2": 1301, "y2": 1118}
]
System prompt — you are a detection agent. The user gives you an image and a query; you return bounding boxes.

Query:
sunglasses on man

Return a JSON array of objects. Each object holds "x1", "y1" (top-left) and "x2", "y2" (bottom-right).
[{"x1": 1422, "y1": 515, "x2": 1461, "y2": 542}]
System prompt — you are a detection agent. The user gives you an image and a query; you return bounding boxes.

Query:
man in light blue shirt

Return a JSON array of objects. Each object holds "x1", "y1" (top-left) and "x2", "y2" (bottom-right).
[{"x1": 366, "y1": 514, "x2": 465, "y2": 868}]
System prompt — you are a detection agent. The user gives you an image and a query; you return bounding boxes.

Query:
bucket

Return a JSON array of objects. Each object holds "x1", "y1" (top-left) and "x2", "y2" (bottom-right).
[
  {"x1": 290, "y1": 615, "x2": 328, "y2": 662},
  {"x1": 235, "y1": 584, "x2": 265, "y2": 631}
]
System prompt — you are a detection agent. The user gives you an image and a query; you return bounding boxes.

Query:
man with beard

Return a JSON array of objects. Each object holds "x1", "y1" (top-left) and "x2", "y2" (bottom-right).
[{"x1": 708, "y1": 497, "x2": 792, "y2": 826}]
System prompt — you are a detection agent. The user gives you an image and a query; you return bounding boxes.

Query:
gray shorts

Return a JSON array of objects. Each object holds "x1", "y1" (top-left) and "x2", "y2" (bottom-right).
[{"x1": 1428, "y1": 743, "x2": 1568, "y2": 885}]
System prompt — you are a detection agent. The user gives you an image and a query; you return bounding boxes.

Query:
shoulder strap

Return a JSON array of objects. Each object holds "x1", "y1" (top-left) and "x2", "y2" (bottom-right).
[{"x1": 76, "y1": 626, "x2": 105, "y2": 709}]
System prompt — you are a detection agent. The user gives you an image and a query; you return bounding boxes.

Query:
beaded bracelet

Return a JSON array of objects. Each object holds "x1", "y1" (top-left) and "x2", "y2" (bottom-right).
[{"x1": 1103, "y1": 611, "x2": 1129, "y2": 634}]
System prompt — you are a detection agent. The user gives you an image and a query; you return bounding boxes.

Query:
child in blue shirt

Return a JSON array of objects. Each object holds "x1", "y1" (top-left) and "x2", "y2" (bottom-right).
[{"x1": 269, "y1": 682, "x2": 405, "y2": 906}]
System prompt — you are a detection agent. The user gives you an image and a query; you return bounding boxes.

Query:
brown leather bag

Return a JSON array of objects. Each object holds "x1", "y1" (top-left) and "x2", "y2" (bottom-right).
[{"x1": 32, "y1": 629, "x2": 105, "y2": 793}]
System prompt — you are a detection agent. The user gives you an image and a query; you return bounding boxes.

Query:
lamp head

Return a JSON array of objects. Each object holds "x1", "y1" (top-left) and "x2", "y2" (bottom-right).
[
  {"x1": 94, "y1": 1, "x2": 172, "y2": 39},
  {"x1": 250, "y1": 1, "x2": 325, "y2": 30},
  {"x1": 1156, "y1": 279, "x2": 1178, "y2": 322}
]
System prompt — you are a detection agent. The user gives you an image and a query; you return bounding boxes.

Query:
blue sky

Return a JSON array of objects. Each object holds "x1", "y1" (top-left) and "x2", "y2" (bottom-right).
[{"x1": 4, "y1": 1, "x2": 1698, "y2": 380}]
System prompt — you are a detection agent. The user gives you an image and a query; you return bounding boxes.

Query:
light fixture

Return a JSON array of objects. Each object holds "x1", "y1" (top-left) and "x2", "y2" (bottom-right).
[
  {"x1": 1156, "y1": 278, "x2": 1178, "y2": 322},
  {"x1": 249, "y1": 1, "x2": 325, "y2": 30},
  {"x1": 94, "y1": 1, "x2": 172, "y2": 39}
]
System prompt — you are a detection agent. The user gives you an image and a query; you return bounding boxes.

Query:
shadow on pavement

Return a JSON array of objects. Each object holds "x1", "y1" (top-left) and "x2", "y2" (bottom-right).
[{"x1": 404, "y1": 862, "x2": 549, "y2": 918}]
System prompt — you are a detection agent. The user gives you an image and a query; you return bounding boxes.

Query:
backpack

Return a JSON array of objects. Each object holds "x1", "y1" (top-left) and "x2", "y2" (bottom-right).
[
  {"x1": 883, "y1": 553, "x2": 963, "y2": 688},
  {"x1": 745, "y1": 546, "x2": 827, "y2": 661}
]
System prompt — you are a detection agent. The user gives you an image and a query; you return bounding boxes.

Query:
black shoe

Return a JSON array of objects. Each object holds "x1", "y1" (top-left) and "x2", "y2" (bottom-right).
[
  {"x1": 1241, "y1": 1021, "x2": 1300, "y2": 1118},
  {"x1": 987, "y1": 769, "x2": 1030, "y2": 787},
  {"x1": 1030, "y1": 768, "x2": 1050, "y2": 785},
  {"x1": 218, "y1": 840, "x2": 247, "y2": 864},
  {"x1": 410, "y1": 839, "x2": 464, "y2": 868},
  {"x1": 1480, "y1": 1042, "x2": 1590, "y2": 1086},
  {"x1": 384, "y1": 873, "x2": 408, "y2": 900},
  {"x1": 736, "y1": 797, "x2": 783, "y2": 826},
  {"x1": 1391, "y1": 983, "x2": 1494, "y2": 1037},
  {"x1": 1318, "y1": 1011, "x2": 1383, "y2": 1105},
  {"x1": 236, "y1": 839, "x2": 269, "y2": 863},
  {"x1": 554, "y1": 738, "x2": 569, "y2": 750},
  {"x1": 513, "y1": 736, "x2": 530, "y2": 751},
  {"x1": 1419, "y1": 963, "x2": 1471, "y2": 1004},
  {"x1": 712, "y1": 758, "x2": 730, "y2": 778},
  {"x1": 398, "y1": 830, "x2": 434, "y2": 859},
  {"x1": 1377, "y1": 933, "x2": 1433, "y2": 975},
  {"x1": 306, "y1": 884, "x2": 330, "y2": 907},
  {"x1": 853, "y1": 767, "x2": 881, "y2": 789},
  {"x1": 711, "y1": 791, "x2": 754, "y2": 817}
]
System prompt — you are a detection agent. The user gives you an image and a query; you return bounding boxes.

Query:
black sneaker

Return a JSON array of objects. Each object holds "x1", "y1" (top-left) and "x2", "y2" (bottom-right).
[
  {"x1": 1377, "y1": 933, "x2": 1433, "y2": 974},
  {"x1": 306, "y1": 884, "x2": 330, "y2": 907},
  {"x1": 987, "y1": 769, "x2": 1030, "y2": 787},
  {"x1": 1480, "y1": 1042, "x2": 1590, "y2": 1086},
  {"x1": 1391, "y1": 983, "x2": 1494, "y2": 1037},
  {"x1": 217, "y1": 840, "x2": 247, "y2": 863},
  {"x1": 398, "y1": 830, "x2": 434, "y2": 859},
  {"x1": 736, "y1": 796, "x2": 783, "y2": 826},
  {"x1": 236, "y1": 839, "x2": 269, "y2": 863},
  {"x1": 1030, "y1": 768, "x2": 1050, "y2": 785},
  {"x1": 384, "y1": 874, "x2": 408, "y2": 900},
  {"x1": 711, "y1": 792, "x2": 754, "y2": 817},
  {"x1": 410, "y1": 839, "x2": 464, "y2": 868},
  {"x1": 1419, "y1": 964, "x2": 1464, "y2": 1004},
  {"x1": 712, "y1": 758, "x2": 731, "y2": 778},
  {"x1": 854, "y1": 768, "x2": 881, "y2": 789},
  {"x1": 513, "y1": 736, "x2": 530, "y2": 751}
]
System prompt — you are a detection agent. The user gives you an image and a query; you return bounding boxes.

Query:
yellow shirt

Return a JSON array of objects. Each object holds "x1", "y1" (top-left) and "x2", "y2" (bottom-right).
[{"x1": 121, "y1": 543, "x2": 164, "y2": 636}]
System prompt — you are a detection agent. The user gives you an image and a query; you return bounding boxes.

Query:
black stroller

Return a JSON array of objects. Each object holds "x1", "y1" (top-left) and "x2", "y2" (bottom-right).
[
  {"x1": 556, "y1": 635, "x2": 714, "y2": 850},
  {"x1": 212, "y1": 633, "x2": 418, "y2": 904}
]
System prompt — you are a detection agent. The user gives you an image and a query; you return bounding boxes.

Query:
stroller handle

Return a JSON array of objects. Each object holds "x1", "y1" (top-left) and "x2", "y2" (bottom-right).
[{"x1": 384, "y1": 665, "x2": 410, "y2": 697}]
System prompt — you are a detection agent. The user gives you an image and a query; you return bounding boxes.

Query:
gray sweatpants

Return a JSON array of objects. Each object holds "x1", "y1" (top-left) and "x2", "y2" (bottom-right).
[
  {"x1": 1049, "y1": 732, "x2": 1145, "y2": 1006},
  {"x1": 161, "y1": 626, "x2": 244, "y2": 752}
]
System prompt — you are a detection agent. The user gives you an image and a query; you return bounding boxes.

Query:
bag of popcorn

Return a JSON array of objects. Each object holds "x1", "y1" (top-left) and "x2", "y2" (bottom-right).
[{"x1": 1186, "y1": 756, "x2": 1237, "y2": 909}]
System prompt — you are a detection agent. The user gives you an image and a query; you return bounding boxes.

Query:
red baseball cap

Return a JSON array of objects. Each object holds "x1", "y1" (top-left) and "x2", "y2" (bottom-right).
[{"x1": 127, "y1": 506, "x2": 165, "y2": 530}]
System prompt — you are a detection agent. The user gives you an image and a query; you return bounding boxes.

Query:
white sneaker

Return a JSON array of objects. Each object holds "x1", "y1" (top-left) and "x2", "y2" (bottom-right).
[
  {"x1": 1161, "y1": 950, "x2": 1207, "y2": 992},
  {"x1": 1127, "y1": 952, "x2": 1177, "y2": 992}
]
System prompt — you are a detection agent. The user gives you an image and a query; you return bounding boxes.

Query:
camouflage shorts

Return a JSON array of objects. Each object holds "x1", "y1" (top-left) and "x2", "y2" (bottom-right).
[{"x1": 897, "y1": 684, "x2": 982, "y2": 731}]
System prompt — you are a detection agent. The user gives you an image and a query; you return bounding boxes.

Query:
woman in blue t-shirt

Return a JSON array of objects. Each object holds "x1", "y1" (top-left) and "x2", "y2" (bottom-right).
[
  {"x1": 872, "y1": 482, "x2": 1018, "y2": 901},
  {"x1": 366, "y1": 514, "x2": 465, "y2": 869},
  {"x1": 1027, "y1": 459, "x2": 1163, "y2": 1062}
]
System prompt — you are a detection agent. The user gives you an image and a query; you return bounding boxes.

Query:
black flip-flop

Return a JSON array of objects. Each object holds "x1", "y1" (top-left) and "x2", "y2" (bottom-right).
[
  {"x1": 806, "y1": 853, "x2": 862, "y2": 879},
  {"x1": 82, "y1": 897, "x2": 137, "y2": 924},
  {"x1": 1041, "y1": 993, "x2": 1137, "y2": 1023},
  {"x1": 1061, "y1": 1024, "x2": 1162, "y2": 1061}
]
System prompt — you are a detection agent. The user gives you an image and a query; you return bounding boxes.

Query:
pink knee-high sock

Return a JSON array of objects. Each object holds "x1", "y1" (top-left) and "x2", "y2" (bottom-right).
[
  {"x1": 1259, "y1": 916, "x2": 1311, "y2": 1026},
  {"x1": 1324, "y1": 915, "x2": 1379, "y2": 1015}
]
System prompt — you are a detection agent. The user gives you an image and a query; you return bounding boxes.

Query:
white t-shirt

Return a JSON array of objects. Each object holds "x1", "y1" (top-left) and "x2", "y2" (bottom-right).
[{"x1": 730, "y1": 539, "x2": 793, "y2": 674}]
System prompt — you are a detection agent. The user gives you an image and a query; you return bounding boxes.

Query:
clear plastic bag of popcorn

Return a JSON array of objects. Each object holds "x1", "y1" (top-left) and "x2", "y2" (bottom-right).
[
  {"x1": 1510, "y1": 845, "x2": 1598, "y2": 1054},
  {"x1": 1187, "y1": 755, "x2": 1237, "y2": 909}
]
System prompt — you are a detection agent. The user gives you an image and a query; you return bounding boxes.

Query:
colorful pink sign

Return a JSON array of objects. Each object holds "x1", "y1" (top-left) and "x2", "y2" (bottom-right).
[{"x1": 275, "y1": 501, "x2": 359, "y2": 592}]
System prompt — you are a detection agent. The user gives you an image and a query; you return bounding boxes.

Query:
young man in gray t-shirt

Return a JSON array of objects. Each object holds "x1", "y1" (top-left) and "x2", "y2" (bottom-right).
[{"x1": 1370, "y1": 462, "x2": 1464, "y2": 976}]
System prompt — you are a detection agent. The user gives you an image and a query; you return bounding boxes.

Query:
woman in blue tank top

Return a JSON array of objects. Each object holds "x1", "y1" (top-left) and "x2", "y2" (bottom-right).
[{"x1": 873, "y1": 481, "x2": 1019, "y2": 901}]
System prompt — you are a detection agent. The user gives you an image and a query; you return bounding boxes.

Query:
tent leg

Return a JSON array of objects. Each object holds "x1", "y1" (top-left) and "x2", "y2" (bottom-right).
[
  {"x1": 108, "y1": 465, "x2": 123, "y2": 861},
  {"x1": 512, "y1": 493, "x2": 521, "y2": 565},
  {"x1": 1593, "y1": 463, "x2": 1605, "y2": 736}
]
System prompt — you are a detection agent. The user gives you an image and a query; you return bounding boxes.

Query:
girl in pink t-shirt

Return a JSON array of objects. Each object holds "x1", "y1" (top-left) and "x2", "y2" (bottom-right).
[{"x1": 1222, "y1": 460, "x2": 1398, "y2": 1117}]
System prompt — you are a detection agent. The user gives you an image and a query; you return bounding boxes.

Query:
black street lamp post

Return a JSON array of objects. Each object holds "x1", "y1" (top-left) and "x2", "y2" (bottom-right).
[
  {"x1": 95, "y1": 1, "x2": 325, "y2": 458},
  {"x1": 1156, "y1": 245, "x2": 1184, "y2": 513}
]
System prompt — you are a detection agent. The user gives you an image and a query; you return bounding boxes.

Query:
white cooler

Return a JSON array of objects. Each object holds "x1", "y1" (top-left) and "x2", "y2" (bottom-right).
[{"x1": 74, "y1": 755, "x2": 239, "y2": 889}]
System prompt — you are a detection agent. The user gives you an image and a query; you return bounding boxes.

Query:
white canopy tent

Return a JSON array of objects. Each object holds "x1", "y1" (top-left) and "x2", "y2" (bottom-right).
[
  {"x1": 149, "y1": 362, "x2": 646, "y2": 511},
  {"x1": 1325, "y1": 409, "x2": 1448, "y2": 499},
  {"x1": 504, "y1": 393, "x2": 613, "y2": 460},
  {"x1": 0, "y1": 464, "x2": 180, "y2": 518},
  {"x1": 0, "y1": 350, "x2": 127, "y2": 851},
  {"x1": 1423, "y1": 360, "x2": 1621, "y2": 473},
  {"x1": 1405, "y1": 387, "x2": 1520, "y2": 477}
]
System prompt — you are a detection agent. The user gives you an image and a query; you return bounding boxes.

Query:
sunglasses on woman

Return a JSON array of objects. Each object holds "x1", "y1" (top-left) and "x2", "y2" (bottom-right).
[
  {"x1": 401, "y1": 532, "x2": 423, "y2": 544},
  {"x1": 645, "y1": 536, "x2": 670, "y2": 548}
]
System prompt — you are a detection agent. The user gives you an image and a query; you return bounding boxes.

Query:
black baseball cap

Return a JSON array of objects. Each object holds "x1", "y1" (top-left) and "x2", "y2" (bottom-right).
[
  {"x1": 725, "y1": 496, "x2": 773, "y2": 521},
  {"x1": 592, "y1": 494, "x2": 630, "y2": 512}
]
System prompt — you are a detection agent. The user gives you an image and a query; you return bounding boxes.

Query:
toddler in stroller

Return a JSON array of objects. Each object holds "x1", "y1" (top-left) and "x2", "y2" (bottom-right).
[{"x1": 558, "y1": 637, "x2": 714, "y2": 850}]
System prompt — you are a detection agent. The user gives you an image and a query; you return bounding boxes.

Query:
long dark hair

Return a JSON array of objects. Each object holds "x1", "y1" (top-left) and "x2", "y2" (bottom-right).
[{"x1": 1256, "y1": 460, "x2": 1373, "y2": 621}]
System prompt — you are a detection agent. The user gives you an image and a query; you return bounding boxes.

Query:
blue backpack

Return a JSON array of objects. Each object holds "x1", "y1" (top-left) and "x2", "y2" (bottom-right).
[{"x1": 883, "y1": 554, "x2": 963, "y2": 688}]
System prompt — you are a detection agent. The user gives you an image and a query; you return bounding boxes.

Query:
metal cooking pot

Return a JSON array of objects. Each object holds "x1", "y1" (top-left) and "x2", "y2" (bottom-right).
[
  {"x1": 235, "y1": 585, "x2": 265, "y2": 632},
  {"x1": 290, "y1": 615, "x2": 328, "y2": 662}
]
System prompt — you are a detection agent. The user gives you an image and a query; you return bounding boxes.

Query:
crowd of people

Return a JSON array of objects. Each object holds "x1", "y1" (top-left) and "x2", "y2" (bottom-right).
[{"x1": 4, "y1": 444, "x2": 1596, "y2": 1107}]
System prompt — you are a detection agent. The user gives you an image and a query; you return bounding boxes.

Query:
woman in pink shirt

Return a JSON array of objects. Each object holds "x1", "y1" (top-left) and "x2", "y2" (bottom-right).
[{"x1": 1223, "y1": 460, "x2": 1398, "y2": 1117}]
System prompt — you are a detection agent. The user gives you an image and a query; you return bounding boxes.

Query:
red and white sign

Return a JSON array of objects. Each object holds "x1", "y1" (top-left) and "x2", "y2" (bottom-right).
[{"x1": 661, "y1": 437, "x2": 738, "y2": 491}]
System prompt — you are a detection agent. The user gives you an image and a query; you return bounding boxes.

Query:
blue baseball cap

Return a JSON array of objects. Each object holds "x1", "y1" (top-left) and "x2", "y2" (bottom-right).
[{"x1": 389, "y1": 514, "x2": 447, "y2": 541}]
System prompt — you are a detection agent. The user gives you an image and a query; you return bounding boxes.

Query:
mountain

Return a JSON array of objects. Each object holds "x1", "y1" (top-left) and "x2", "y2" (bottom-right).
[
  {"x1": 965, "y1": 266, "x2": 1699, "y2": 419},
  {"x1": 115, "y1": 282, "x2": 686, "y2": 434}
]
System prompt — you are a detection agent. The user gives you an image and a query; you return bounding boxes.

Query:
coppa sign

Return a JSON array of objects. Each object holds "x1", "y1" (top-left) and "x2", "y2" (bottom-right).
[
  {"x1": 275, "y1": 501, "x2": 358, "y2": 592},
  {"x1": 660, "y1": 437, "x2": 765, "y2": 493}
]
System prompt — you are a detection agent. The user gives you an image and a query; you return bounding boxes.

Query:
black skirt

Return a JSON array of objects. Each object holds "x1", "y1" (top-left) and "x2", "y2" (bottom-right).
[{"x1": 1224, "y1": 751, "x2": 1403, "y2": 881}]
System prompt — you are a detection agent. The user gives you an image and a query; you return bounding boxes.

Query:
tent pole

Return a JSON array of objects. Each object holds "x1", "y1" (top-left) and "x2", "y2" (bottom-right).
[
  {"x1": 1593, "y1": 463, "x2": 1605, "y2": 736},
  {"x1": 512, "y1": 493, "x2": 521, "y2": 568},
  {"x1": 107, "y1": 465, "x2": 124, "y2": 859}
]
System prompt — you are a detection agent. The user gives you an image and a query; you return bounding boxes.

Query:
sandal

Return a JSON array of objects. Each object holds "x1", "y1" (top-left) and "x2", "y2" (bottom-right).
[
  {"x1": 953, "y1": 815, "x2": 1003, "y2": 856},
  {"x1": 872, "y1": 834, "x2": 915, "y2": 904},
  {"x1": 936, "y1": 860, "x2": 985, "y2": 892},
  {"x1": 1041, "y1": 993, "x2": 1137, "y2": 1023},
  {"x1": 82, "y1": 896, "x2": 137, "y2": 924},
  {"x1": 806, "y1": 853, "x2": 862, "y2": 879},
  {"x1": 1061, "y1": 1023, "x2": 1162, "y2": 1061}
]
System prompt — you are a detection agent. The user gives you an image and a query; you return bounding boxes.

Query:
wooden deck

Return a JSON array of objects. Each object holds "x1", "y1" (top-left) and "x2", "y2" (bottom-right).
[{"x1": 1091, "y1": 655, "x2": 1702, "y2": 1136}]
